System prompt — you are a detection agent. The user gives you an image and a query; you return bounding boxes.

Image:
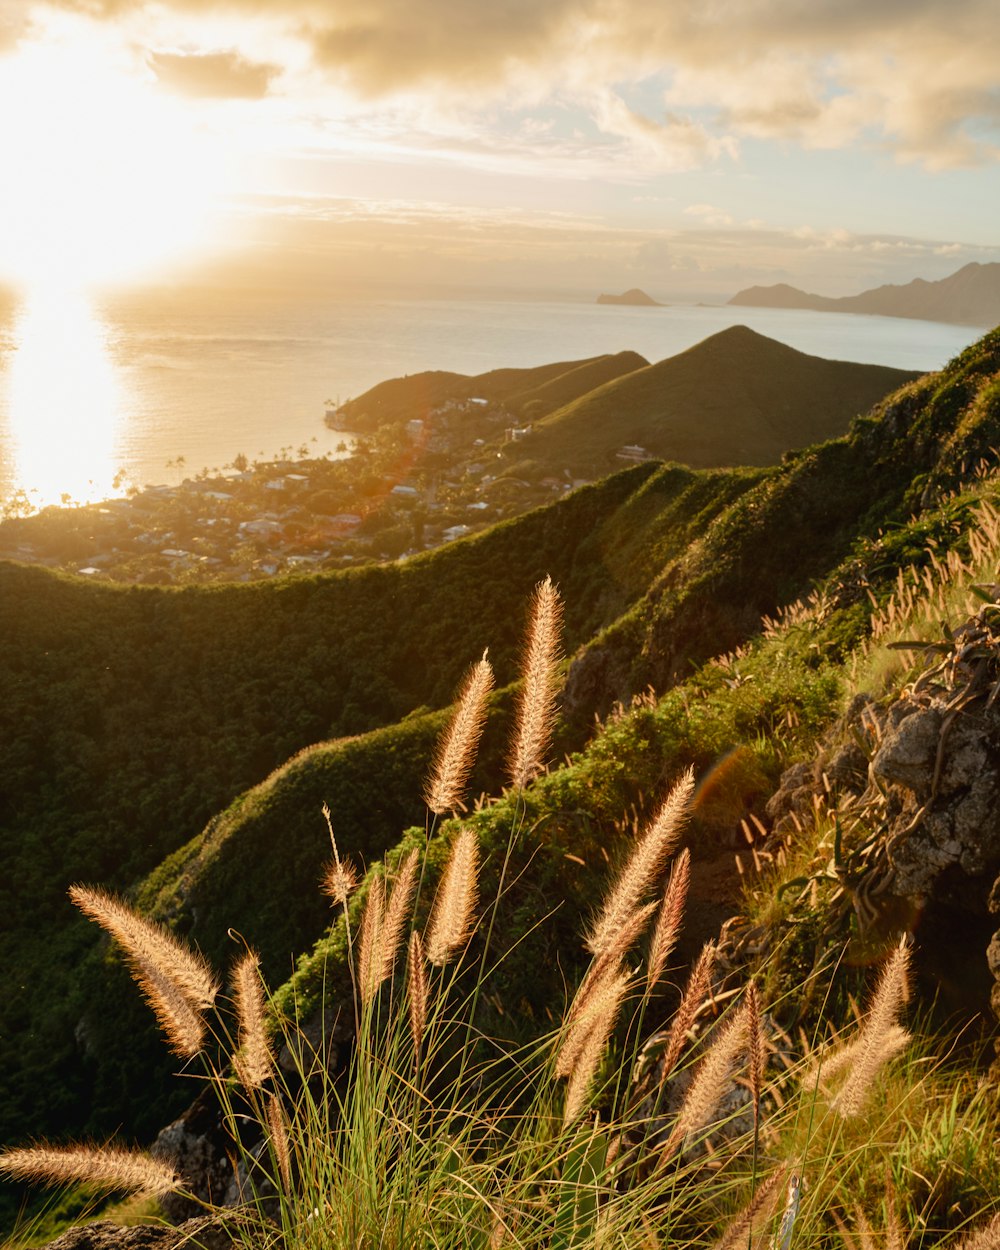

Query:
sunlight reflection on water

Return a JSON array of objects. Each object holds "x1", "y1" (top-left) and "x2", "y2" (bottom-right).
[{"x1": 2, "y1": 286, "x2": 127, "y2": 509}]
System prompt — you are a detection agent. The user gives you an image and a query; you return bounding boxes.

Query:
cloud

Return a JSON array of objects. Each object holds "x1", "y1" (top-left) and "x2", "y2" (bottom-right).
[
  {"x1": 26, "y1": 0, "x2": 1000, "y2": 168},
  {"x1": 149, "y1": 49, "x2": 278, "y2": 98}
]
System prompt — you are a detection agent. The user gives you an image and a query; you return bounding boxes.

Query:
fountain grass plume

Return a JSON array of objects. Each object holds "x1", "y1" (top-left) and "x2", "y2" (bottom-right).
[
  {"x1": 0, "y1": 1144, "x2": 179, "y2": 1198},
  {"x1": 379, "y1": 848, "x2": 420, "y2": 987},
  {"x1": 426, "y1": 652, "x2": 494, "y2": 815},
  {"x1": 832, "y1": 938, "x2": 911, "y2": 1118},
  {"x1": 508, "y1": 576, "x2": 563, "y2": 790},
  {"x1": 233, "y1": 950, "x2": 274, "y2": 1092},
  {"x1": 426, "y1": 826, "x2": 479, "y2": 966},
  {"x1": 645, "y1": 846, "x2": 691, "y2": 999},
  {"x1": 69, "y1": 884, "x2": 217, "y2": 1057},
  {"x1": 586, "y1": 768, "x2": 694, "y2": 957}
]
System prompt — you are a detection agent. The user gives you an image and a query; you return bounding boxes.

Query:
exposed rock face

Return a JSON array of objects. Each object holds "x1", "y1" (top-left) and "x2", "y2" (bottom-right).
[
  {"x1": 38, "y1": 1215, "x2": 244, "y2": 1250},
  {"x1": 767, "y1": 607, "x2": 1000, "y2": 1039}
]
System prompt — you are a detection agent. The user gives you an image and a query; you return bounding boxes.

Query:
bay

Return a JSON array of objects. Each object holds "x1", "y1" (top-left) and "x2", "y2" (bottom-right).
[{"x1": 0, "y1": 288, "x2": 983, "y2": 509}]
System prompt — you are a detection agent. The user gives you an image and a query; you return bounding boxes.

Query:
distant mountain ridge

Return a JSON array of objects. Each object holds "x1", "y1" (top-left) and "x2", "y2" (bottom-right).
[
  {"x1": 729, "y1": 261, "x2": 1000, "y2": 327},
  {"x1": 512, "y1": 324, "x2": 919, "y2": 477}
]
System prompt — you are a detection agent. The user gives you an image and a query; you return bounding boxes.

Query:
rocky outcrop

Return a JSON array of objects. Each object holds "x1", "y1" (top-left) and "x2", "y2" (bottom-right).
[
  {"x1": 767, "y1": 606, "x2": 1000, "y2": 1038},
  {"x1": 38, "y1": 1215, "x2": 247, "y2": 1250}
]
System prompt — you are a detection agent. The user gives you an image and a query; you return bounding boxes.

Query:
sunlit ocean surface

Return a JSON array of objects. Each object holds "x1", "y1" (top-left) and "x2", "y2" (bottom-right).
[{"x1": 0, "y1": 288, "x2": 983, "y2": 509}]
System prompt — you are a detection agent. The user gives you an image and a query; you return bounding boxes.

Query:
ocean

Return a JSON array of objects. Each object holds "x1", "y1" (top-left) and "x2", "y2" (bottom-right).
[{"x1": 0, "y1": 289, "x2": 984, "y2": 510}]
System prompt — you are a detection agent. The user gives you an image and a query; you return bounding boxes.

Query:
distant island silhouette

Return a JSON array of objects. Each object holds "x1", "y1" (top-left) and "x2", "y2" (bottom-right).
[
  {"x1": 729, "y1": 261, "x2": 1000, "y2": 327},
  {"x1": 596, "y1": 288, "x2": 662, "y2": 306}
]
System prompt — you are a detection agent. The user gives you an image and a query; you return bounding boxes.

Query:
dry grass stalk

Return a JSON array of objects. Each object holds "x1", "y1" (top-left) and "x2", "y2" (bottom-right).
[
  {"x1": 0, "y1": 1143, "x2": 179, "y2": 1197},
  {"x1": 645, "y1": 847, "x2": 691, "y2": 997},
  {"x1": 69, "y1": 885, "x2": 218, "y2": 1009},
  {"x1": 266, "y1": 1093, "x2": 292, "y2": 1192},
  {"x1": 322, "y1": 857, "x2": 359, "y2": 907},
  {"x1": 562, "y1": 967, "x2": 632, "y2": 1126},
  {"x1": 833, "y1": 939, "x2": 911, "y2": 1118},
  {"x1": 426, "y1": 827, "x2": 479, "y2": 966},
  {"x1": 567, "y1": 903, "x2": 657, "y2": 1037},
  {"x1": 557, "y1": 960, "x2": 632, "y2": 1079},
  {"x1": 379, "y1": 848, "x2": 420, "y2": 986},
  {"x1": 407, "y1": 930, "x2": 429, "y2": 1054},
  {"x1": 508, "y1": 576, "x2": 563, "y2": 789},
  {"x1": 746, "y1": 980, "x2": 764, "y2": 1126},
  {"x1": 657, "y1": 941, "x2": 716, "y2": 1088},
  {"x1": 660, "y1": 1003, "x2": 749, "y2": 1162},
  {"x1": 357, "y1": 873, "x2": 386, "y2": 1005},
  {"x1": 804, "y1": 1025, "x2": 910, "y2": 1095},
  {"x1": 233, "y1": 951, "x2": 274, "y2": 1091},
  {"x1": 712, "y1": 1165, "x2": 788, "y2": 1250},
  {"x1": 131, "y1": 959, "x2": 209, "y2": 1058},
  {"x1": 426, "y1": 653, "x2": 494, "y2": 814},
  {"x1": 586, "y1": 769, "x2": 694, "y2": 957}
]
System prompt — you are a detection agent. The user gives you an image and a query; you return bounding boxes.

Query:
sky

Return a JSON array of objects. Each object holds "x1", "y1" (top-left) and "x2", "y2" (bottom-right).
[{"x1": 0, "y1": 0, "x2": 998, "y2": 300}]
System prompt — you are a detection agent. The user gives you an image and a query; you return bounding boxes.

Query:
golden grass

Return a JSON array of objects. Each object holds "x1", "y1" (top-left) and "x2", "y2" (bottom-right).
[
  {"x1": 426, "y1": 827, "x2": 479, "y2": 966},
  {"x1": 426, "y1": 652, "x2": 494, "y2": 815},
  {"x1": 508, "y1": 576, "x2": 563, "y2": 789}
]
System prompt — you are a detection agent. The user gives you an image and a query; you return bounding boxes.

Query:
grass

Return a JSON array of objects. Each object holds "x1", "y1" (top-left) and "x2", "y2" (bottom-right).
[{"x1": 4, "y1": 579, "x2": 999, "y2": 1250}]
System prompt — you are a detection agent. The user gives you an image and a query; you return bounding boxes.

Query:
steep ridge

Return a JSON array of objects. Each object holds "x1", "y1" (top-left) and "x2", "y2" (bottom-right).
[
  {"x1": 511, "y1": 326, "x2": 918, "y2": 477},
  {"x1": 730, "y1": 261, "x2": 1000, "y2": 327},
  {"x1": 3, "y1": 325, "x2": 1000, "y2": 1181},
  {"x1": 337, "y1": 351, "x2": 647, "y2": 429},
  {"x1": 3, "y1": 459, "x2": 733, "y2": 1142}
]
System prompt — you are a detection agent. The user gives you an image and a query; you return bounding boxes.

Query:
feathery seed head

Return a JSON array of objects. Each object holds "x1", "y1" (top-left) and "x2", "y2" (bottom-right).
[
  {"x1": 660, "y1": 1003, "x2": 749, "y2": 1161},
  {"x1": 658, "y1": 941, "x2": 716, "y2": 1087},
  {"x1": 586, "y1": 769, "x2": 694, "y2": 957},
  {"x1": 832, "y1": 937, "x2": 911, "y2": 1118},
  {"x1": 426, "y1": 653, "x2": 494, "y2": 814},
  {"x1": 322, "y1": 856, "x2": 359, "y2": 907},
  {"x1": 232, "y1": 950, "x2": 274, "y2": 1091},
  {"x1": 70, "y1": 884, "x2": 217, "y2": 1056},
  {"x1": 358, "y1": 873, "x2": 386, "y2": 1005},
  {"x1": 70, "y1": 884, "x2": 218, "y2": 1009},
  {"x1": 379, "y1": 848, "x2": 420, "y2": 987},
  {"x1": 267, "y1": 1094, "x2": 292, "y2": 1193},
  {"x1": 558, "y1": 959, "x2": 632, "y2": 1080},
  {"x1": 560, "y1": 966, "x2": 632, "y2": 1126},
  {"x1": 426, "y1": 827, "x2": 479, "y2": 966},
  {"x1": 408, "y1": 930, "x2": 429, "y2": 1055},
  {"x1": 508, "y1": 577, "x2": 563, "y2": 789},
  {"x1": 0, "y1": 1144, "x2": 180, "y2": 1197},
  {"x1": 645, "y1": 846, "x2": 691, "y2": 997}
]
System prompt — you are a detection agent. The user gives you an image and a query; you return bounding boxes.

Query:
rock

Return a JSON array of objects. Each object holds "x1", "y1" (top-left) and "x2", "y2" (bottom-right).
[{"x1": 37, "y1": 1215, "x2": 246, "y2": 1250}]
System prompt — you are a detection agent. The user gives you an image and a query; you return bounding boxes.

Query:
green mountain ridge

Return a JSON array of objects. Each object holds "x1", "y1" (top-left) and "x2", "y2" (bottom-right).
[
  {"x1": 3, "y1": 325, "x2": 1000, "y2": 1220},
  {"x1": 511, "y1": 324, "x2": 919, "y2": 477},
  {"x1": 337, "y1": 351, "x2": 648, "y2": 429}
]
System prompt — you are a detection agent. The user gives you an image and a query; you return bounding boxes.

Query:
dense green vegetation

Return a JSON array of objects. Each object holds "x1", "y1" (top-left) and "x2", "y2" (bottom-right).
[
  {"x1": 337, "y1": 351, "x2": 648, "y2": 429},
  {"x1": 515, "y1": 325, "x2": 918, "y2": 477},
  {"x1": 3, "y1": 326, "x2": 1000, "y2": 1243}
]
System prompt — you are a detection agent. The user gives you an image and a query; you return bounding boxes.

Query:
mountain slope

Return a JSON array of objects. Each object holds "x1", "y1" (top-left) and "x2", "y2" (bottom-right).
[
  {"x1": 512, "y1": 325, "x2": 918, "y2": 477},
  {"x1": 338, "y1": 351, "x2": 647, "y2": 428},
  {"x1": 5, "y1": 325, "x2": 1000, "y2": 1169},
  {"x1": 730, "y1": 261, "x2": 1000, "y2": 326}
]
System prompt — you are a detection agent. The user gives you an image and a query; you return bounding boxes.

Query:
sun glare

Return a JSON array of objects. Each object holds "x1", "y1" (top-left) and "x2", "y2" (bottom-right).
[
  {"x1": 0, "y1": 38, "x2": 224, "y2": 289},
  {"x1": 4, "y1": 286, "x2": 126, "y2": 509}
]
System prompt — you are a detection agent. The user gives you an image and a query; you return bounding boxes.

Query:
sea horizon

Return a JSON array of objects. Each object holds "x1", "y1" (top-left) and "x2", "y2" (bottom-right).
[{"x1": 0, "y1": 288, "x2": 985, "y2": 510}]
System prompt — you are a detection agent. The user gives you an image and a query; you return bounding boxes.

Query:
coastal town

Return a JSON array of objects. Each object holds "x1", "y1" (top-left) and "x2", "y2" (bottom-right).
[{"x1": 0, "y1": 392, "x2": 607, "y2": 583}]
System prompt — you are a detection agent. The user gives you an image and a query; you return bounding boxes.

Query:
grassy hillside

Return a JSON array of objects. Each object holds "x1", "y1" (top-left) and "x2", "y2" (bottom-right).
[
  {"x1": 513, "y1": 325, "x2": 918, "y2": 477},
  {"x1": 3, "y1": 458, "x2": 768, "y2": 1144},
  {"x1": 338, "y1": 351, "x2": 647, "y2": 429},
  {"x1": 4, "y1": 327, "x2": 1000, "y2": 1239}
]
